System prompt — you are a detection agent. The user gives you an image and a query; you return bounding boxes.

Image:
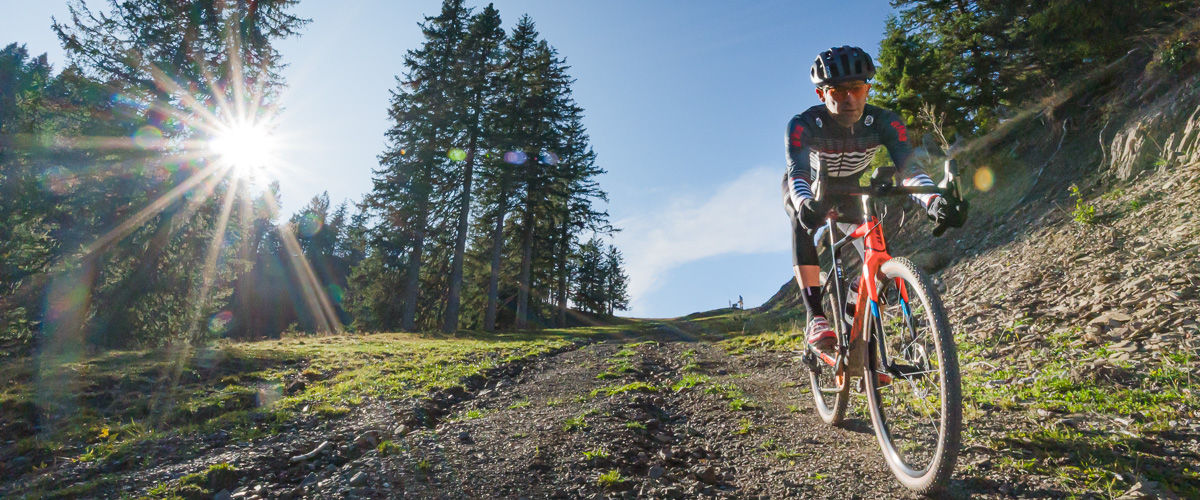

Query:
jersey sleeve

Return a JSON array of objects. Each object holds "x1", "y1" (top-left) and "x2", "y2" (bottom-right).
[
  {"x1": 785, "y1": 115, "x2": 814, "y2": 210},
  {"x1": 879, "y1": 110, "x2": 940, "y2": 208},
  {"x1": 878, "y1": 109, "x2": 914, "y2": 174}
]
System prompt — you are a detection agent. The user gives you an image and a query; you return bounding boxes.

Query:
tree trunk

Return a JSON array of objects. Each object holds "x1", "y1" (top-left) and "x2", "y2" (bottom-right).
[
  {"x1": 443, "y1": 133, "x2": 477, "y2": 333},
  {"x1": 555, "y1": 219, "x2": 569, "y2": 328},
  {"x1": 484, "y1": 179, "x2": 508, "y2": 332},
  {"x1": 515, "y1": 193, "x2": 535, "y2": 330},
  {"x1": 401, "y1": 188, "x2": 429, "y2": 332}
]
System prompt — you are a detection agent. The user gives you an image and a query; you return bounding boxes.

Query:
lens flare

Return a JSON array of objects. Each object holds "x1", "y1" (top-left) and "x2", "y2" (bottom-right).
[
  {"x1": 504, "y1": 151, "x2": 527, "y2": 164},
  {"x1": 39, "y1": 166, "x2": 79, "y2": 195},
  {"x1": 540, "y1": 151, "x2": 559, "y2": 165},
  {"x1": 133, "y1": 125, "x2": 163, "y2": 149},
  {"x1": 326, "y1": 284, "x2": 344, "y2": 304},
  {"x1": 448, "y1": 148, "x2": 467, "y2": 161},
  {"x1": 208, "y1": 310, "x2": 234, "y2": 335},
  {"x1": 974, "y1": 167, "x2": 995, "y2": 192},
  {"x1": 298, "y1": 213, "x2": 324, "y2": 238}
]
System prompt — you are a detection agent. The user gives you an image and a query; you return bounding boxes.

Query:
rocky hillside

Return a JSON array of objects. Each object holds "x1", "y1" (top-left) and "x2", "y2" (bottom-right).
[{"x1": 753, "y1": 54, "x2": 1200, "y2": 498}]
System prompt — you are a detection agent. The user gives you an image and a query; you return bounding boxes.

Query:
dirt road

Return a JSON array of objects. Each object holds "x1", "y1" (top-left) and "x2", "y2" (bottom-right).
[{"x1": 111, "y1": 324, "x2": 1017, "y2": 499}]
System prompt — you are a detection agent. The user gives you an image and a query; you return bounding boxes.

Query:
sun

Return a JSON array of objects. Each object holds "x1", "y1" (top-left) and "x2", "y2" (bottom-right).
[{"x1": 209, "y1": 121, "x2": 278, "y2": 176}]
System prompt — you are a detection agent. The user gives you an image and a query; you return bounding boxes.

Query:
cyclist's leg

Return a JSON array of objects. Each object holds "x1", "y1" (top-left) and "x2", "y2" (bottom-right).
[{"x1": 782, "y1": 175, "x2": 831, "y2": 349}]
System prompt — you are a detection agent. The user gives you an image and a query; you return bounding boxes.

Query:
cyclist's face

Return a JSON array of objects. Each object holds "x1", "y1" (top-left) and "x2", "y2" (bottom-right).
[{"x1": 817, "y1": 81, "x2": 870, "y2": 122}]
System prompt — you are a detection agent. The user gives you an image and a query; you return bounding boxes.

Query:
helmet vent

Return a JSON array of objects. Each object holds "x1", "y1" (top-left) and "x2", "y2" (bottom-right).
[{"x1": 810, "y1": 45, "x2": 876, "y2": 85}]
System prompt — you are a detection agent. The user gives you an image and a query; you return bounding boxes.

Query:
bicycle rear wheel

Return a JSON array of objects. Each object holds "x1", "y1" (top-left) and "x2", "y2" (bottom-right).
[
  {"x1": 863, "y1": 257, "x2": 961, "y2": 494},
  {"x1": 807, "y1": 274, "x2": 850, "y2": 425}
]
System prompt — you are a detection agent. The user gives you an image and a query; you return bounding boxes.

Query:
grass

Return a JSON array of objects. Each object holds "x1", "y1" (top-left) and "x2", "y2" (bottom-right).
[
  {"x1": 625, "y1": 421, "x2": 646, "y2": 431},
  {"x1": 734, "y1": 418, "x2": 758, "y2": 435},
  {"x1": 761, "y1": 439, "x2": 804, "y2": 461},
  {"x1": 597, "y1": 469, "x2": 624, "y2": 488},
  {"x1": 507, "y1": 400, "x2": 531, "y2": 410},
  {"x1": 590, "y1": 381, "x2": 658, "y2": 398},
  {"x1": 452, "y1": 408, "x2": 490, "y2": 421},
  {"x1": 1070, "y1": 185, "x2": 1097, "y2": 225},
  {"x1": 582, "y1": 448, "x2": 610, "y2": 460},
  {"x1": 377, "y1": 440, "x2": 404, "y2": 456},
  {"x1": 141, "y1": 462, "x2": 238, "y2": 499},
  {"x1": 954, "y1": 317, "x2": 1200, "y2": 498},
  {"x1": 563, "y1": 415, "x2": 588, "y2": 432},
  {"x1": 596, "y1": 348, "x2": 640, "y2": 380},
  {"x1": 670, "y1": 373, "x2": 710, "y2": 392},
  {"x1": 0, "y1": 330, "x2": 585, "y2": 498}
]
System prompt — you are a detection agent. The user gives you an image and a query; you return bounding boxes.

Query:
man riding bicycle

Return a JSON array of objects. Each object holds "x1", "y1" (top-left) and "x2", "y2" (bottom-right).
[{"x1": 783, "y1": 46, "x2": 966, "y2": 355}]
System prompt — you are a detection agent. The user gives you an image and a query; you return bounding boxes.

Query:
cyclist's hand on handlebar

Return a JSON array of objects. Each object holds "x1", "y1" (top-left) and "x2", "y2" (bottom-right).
[
  {"x1": 928, "y1": 196, "x2": 969, "y2": 237},
  {"x1": 871, "y1": 166, "x2": 896, "y2": 194},
  {"x1": 798, "y1": 198, "x2": 824, "y2": 231}
]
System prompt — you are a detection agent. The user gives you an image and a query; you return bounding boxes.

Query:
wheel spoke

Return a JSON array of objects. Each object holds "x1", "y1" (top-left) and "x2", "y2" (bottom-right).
[{"x1": 865, "y1": 257, "x2": 961, "y2": 492}]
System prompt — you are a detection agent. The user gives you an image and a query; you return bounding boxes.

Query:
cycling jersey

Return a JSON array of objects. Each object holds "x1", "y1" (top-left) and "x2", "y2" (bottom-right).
[
  {"x1": 782, "y1": 104, "x2": 937, "y2": 268},
  {"x1": 784, "y1": 103, "x2": 936, "y2": 210}
]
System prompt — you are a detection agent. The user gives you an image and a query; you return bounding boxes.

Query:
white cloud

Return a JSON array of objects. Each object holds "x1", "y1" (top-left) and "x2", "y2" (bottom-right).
[{"x1": 611, "y1": 166, "x2": 790, "y2": 313}]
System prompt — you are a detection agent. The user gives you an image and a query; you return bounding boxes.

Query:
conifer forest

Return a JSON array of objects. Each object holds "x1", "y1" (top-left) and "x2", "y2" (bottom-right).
[{"x1": 0, "y1": 0, "x2": 629, "y2": 351}]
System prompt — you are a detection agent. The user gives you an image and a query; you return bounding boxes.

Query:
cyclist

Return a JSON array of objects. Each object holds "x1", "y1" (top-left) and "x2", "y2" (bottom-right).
[{"x1": 782, "y1": 46, "x2": 966, "y2": 355}]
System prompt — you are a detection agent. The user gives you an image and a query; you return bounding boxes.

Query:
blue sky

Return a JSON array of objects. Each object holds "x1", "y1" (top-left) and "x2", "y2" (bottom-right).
[{"x1": 2, "y1": 0, "x2": 897, "y2": 318}]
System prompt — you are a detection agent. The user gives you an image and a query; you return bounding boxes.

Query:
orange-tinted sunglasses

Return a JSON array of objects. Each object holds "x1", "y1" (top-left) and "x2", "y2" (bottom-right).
[{"x1": 820, "y1": 83, "x2": 870, "y2": 98}]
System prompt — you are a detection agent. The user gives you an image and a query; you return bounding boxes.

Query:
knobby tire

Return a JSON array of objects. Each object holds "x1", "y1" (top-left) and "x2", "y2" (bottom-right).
[{"x1": 863, "y1": 257, "x2": 961, "y2": 494}]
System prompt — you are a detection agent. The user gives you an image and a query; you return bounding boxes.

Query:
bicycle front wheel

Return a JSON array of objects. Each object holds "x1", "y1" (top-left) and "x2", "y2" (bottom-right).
[{"x1": 863, "y1": 257, "x2": 961, "y2": 494}]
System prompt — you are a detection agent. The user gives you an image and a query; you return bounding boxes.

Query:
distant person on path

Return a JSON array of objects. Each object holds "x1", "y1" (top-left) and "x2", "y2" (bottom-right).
[{"x1": 781, "y1": 46, "x2": 967, "y2": 355}]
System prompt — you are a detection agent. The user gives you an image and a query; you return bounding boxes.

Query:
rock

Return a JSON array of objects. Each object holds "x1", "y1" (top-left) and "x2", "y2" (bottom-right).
[
  {"x1": 648, "y1": 465, "x2": 665, "y2": 479},
  {"x1": 354, "y1": 431, "x2": 381, "y2": 449},
  {"x1": 393, "y1": 424, "x2": 409, "y2": 437},
  {"x1": 1110, "y1": 340, "x2": 1138, "y2": 352},
  {"x1": 1073, "y1": 360, "x2": 1136, "y2": 387},
  {"x1": 694, "y1": 466, "x2": 719, "y2": 485},
  {"x1": 300, "y1": 473, "x2": 318, "y2": 487},
  {"x1": 290, "y1": 441, "x2": 332, "y2": 463},
  {"x1": 213, "y1": 489, "x2": 232, "y2": 500},
  {"x1": 349, "y1": 471, "x2": 367, "y2": 487},
  {"x1": 286, "y1": 380, "x2": 307, "y2": 395},
  {"x1": 458, "y1": 431, "x2": 472, "y2": 443},
  {"x1": 653, "y1": 433, "x2": 673, "y2": 443}
]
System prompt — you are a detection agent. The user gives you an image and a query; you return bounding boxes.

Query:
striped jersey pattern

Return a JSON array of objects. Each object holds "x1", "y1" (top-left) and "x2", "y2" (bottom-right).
[{"x1": 785, "y1": 104, "x2": 935, "y2": 210}]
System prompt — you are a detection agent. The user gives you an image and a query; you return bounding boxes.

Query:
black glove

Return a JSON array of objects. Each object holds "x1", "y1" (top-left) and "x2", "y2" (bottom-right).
[
  {"x1": 798, "y1": 198, "x2": 824, "y2": 232},
  {"x1": 928, "y1": 196, "x2": 969, "y2": 237},
  {"x1": 870, "y1": 166, "x2": 896, "y2": 193}
]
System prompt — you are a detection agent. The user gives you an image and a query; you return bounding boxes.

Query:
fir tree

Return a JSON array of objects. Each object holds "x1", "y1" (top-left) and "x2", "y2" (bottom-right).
[{"x1": 443, "y1": 3, "x2": 505, "y2": 332}]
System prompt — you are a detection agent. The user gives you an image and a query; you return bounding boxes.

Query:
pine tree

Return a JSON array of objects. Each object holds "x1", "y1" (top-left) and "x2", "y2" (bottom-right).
[
  {"x1": 602, "y1": 244, "x2": 630, "y2": 316},
  {"x1": 570, "y1": 237, "x2": 606, "y2": 314},
  {"x1": 36, "y1": 0, "x2": 309, "y2": 346},
  {"x1": 372, "y1": 0, "x2": 470, "y2": 331},
  {"x1": 481, "y1": 16, "x2": 542, "y2": 331},
  {"x1": 443, "y1": 4, "x2": 505, "y2": 332}
]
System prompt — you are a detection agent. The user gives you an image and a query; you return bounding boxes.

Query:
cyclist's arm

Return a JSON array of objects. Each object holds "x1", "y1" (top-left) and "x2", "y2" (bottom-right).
[
  {"x1": 786, "y1": 115, "x2": 815, "y2": 210},
  {"x1": 879, "y1": 110, "x2": 938, "y2": 207}
]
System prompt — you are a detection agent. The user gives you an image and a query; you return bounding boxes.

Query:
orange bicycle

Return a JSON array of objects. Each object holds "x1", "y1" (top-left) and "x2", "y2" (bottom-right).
[{"x1": 802, "y1": 160, "x2": 964, "y2": 494}]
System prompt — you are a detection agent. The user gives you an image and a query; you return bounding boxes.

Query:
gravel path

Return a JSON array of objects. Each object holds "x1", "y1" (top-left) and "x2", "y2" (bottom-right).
[{"x1": 102, "y1": 325, "x2": 1023, "y2": 499}]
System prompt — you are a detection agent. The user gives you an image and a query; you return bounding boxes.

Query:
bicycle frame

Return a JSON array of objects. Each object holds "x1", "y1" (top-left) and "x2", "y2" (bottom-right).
[
  {"x1": 806, "y1": 160, "x2": 960, "y2": 379},
  {"x1": 816, "y1": 196, "x2": 911, "y2": 377}
]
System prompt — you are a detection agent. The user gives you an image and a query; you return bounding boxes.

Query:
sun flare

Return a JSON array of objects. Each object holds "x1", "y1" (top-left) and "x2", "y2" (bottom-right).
[{"x1": 209, "y1": 121, "x2": 278, "y2": 175}]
